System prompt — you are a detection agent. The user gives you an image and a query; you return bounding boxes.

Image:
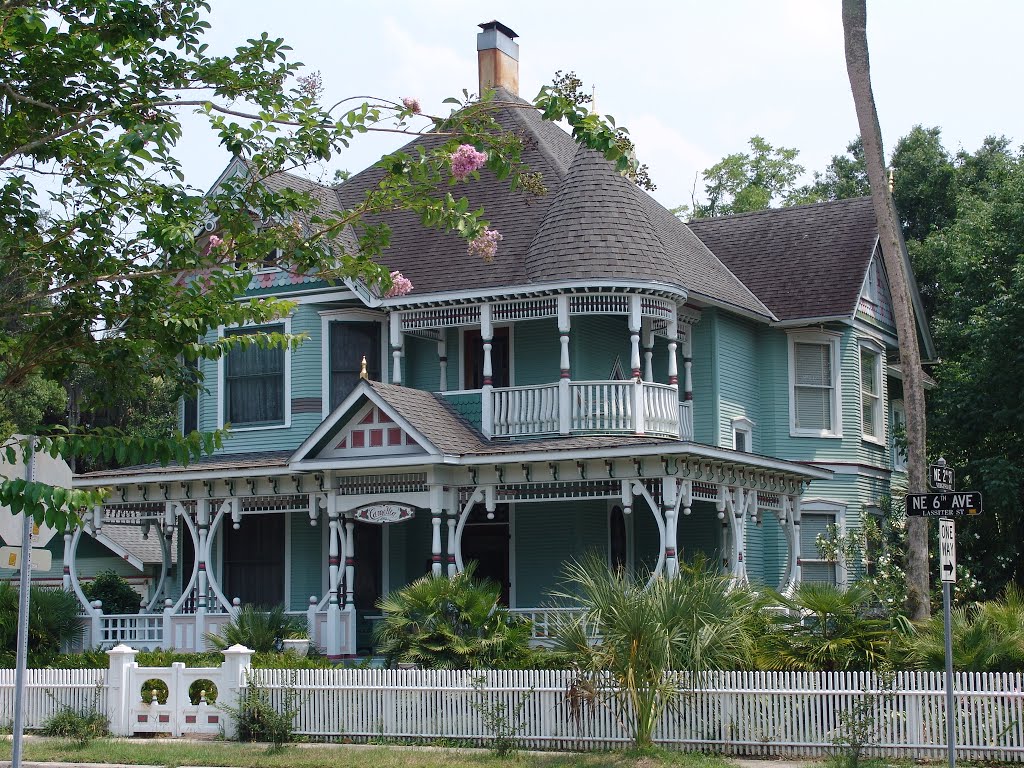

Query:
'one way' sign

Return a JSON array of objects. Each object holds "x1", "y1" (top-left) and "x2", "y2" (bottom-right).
[{"x1": 939, "y1": 518, "x2": 956, "y2": 583}]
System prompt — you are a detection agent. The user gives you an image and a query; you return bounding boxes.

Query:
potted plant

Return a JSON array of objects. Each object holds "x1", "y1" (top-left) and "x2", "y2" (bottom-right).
[{"x1": 282, "y1": 629, "x2": 310, "y2": 657}]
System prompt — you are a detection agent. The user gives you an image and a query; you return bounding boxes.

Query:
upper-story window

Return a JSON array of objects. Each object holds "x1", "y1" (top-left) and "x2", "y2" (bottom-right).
[
  {"x1": 890, "y1": 399, "x2": 908, "y2": 471},
  {"x1": 788, "y1": 331, "x2": 842, "y2": 438},
  {"x1": 329, "y1": 321, "x2": 381, "y2": 410},
  {"x1": 223, "y1": 324, "x2": 286, "y2": 427},
  {"x1": 732, "y1": 416, "x2": 755, "y2": 452},
  {"x1": 860, "y1": 341, "x2": 884, "y2": 443}
]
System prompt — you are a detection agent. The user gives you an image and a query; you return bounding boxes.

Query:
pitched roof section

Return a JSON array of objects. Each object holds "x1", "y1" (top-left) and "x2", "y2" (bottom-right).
[{"x1": 687, "y1": 197, "x2": 878, "y2": 322}]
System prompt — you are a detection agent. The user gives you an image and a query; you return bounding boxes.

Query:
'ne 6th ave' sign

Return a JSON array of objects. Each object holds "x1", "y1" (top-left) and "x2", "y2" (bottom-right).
[{"x1": 905, "y1": 492, "x2": 983, "y2": 518}]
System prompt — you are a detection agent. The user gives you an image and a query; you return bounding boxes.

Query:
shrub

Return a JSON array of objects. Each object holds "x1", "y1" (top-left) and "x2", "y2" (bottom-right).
[
  {"x1": 204, "y1": 604, "x2": 304, "y2": 653},
  {"x1": 0, "y1": 583, "x2": 84, "y2": 665},
  {"x1": 40, "y1": 684, "x2": 108, "y2": 746},
  {"x1": 374, "y1": 564, "x2": 533, "y2": 669},
  {"x1": 220, "y1": 670, "x2": 300, "y2": 748},
  {"x1": 756, "y1": 582, "x2": 890, "y2": 672},
  {"x1": 82, "y1": 571, "x2": 142, "y2": 614}
]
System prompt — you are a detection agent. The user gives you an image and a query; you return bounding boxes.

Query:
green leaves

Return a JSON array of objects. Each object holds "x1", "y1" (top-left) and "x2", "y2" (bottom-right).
[{"x1": 0, "y1": 478, "x2": 104, "y2": 530}]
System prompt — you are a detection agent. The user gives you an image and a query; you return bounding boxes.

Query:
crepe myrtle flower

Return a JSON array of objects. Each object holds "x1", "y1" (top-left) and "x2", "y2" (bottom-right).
[
  {"x1": 401, "y1": 96, "x2": 421, "y2": 114},
  {"x1": 202, "y1": 234, "x2": 223, "y2": 256},
  {"x1": 384, "y1": 270, "x2": 414, "y2": 298},
  {"x1": 467, "y1": 228, "x2": 503, "y2": 262},
  {"x1": 451, "y1": 144, "x2": 487, "y2": 181}
]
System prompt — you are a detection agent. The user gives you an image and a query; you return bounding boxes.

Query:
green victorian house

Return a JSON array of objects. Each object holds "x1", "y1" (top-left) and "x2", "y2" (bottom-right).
[{"x1": 72, "y1": 21, "x2": 933, "y2": 656}]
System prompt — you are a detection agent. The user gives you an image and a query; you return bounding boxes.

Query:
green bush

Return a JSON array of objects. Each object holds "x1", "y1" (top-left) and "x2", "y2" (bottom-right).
[
  {"x1": 82, "y1": 571, "x2": 142, "y2": 614},
  {"x1": 204, "y1": 604, "x2": 304, "y2": 653},
  {"x1": 0, "y1": 583, "x2": 84, "y2": 665},
  {"x1": 40, "y1": 684, "x2": 108, "y2": 746},
  {"x1": 374, "y1": 564, "x2": 533, "y2": 670},
  {"x1": 220, "y1": 670, "x2": 300, "y2": 748}
]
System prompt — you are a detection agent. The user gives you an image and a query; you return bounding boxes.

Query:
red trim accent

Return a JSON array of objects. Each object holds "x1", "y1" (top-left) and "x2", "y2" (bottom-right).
[
  {"x1": 185, "y1": 715, "x2": 197, "y2": 724},
  {"x1": 668, "y1": 375, "x2": 678, "y2": 385},
  {"x1": 483, "y1": 377, "x2": 492, "y2": 386},
  {"x1": 369, "y1": 428, "x2": 383, "y2": 447},
  {"x1": 351, "y1": 431, "x2": 365, "y2": 448},
  {"x1": 387, "y1": 427, "x2": 402, "y2": 445},
  {"x1": 560, "y1": 370, "x2": 570, "y2": 378},
  {"x1": 684, "y1": 392, "x2": 693, "y2": 401},
  {"x1": 359, "y1": 411, "x2": 375, "y2": 425},
  {"x1": 631, "y1": 368, "x2": 641, "y2": 377},
  {"x1": 377, "y1": 410, "x2": 394, "y2": 423}
]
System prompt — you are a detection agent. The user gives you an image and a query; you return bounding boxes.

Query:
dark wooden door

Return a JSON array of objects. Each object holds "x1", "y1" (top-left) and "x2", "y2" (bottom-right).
[
  {"x1": 461, "y1": 505, "x2": 510, "y2": 605},
  {"x1": 463, "y1": 328, "x2": 510, "y2": 389},
  {"x1": 222, "y1": 514, "x2": 285, "y2": 606}
]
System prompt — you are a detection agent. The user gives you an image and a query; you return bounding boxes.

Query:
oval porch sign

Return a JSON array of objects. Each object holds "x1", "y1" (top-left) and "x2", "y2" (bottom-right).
[{"x1": 352, "y1": 502, "x2": 415, "y2": 524}]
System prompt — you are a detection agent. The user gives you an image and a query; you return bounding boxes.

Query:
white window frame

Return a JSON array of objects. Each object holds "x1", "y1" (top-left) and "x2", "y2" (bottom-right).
[
  {"x1": 799, "y1": 498, "x2": 848, "y2": 587},
  {"x1": 731, "y1": 416, "x2": 755, "y2": 453},
  {"x1": 216, "y1": 317, "x2": 292, "y2": 432},
  {"x1": 787, "y1": 330, "x2": 843, "y2": 438},
  {"x1": 859, "y1": 338, "x2": 885, "y2": 445},
  {"x1": 890, "y1": 399, "x2": 908, "y2": 472},
  {"x1": 319, "y1": 308, "x2": 388, "y2": 419}
]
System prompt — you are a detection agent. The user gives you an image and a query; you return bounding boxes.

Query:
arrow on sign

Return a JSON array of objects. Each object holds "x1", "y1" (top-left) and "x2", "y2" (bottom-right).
[{"x1": 943, "y1": 561, "x2": 955, "y2": 577}]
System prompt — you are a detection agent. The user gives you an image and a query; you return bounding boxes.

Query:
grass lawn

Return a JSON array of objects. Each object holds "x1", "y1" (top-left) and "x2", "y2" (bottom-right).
[{"x1": 0, "y1": 737, "x2": 741, "y2": 768}]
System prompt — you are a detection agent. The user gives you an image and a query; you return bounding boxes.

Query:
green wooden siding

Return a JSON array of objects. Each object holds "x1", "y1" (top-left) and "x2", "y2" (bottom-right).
[
  {"x1": 690, "y1": 318, "x2": 715, "y2": 444},
  {"x1": 512, "y1": 319, "x2": 559, "y2": 385},
  {"x1": 679, "y1": 500, "x2": 721, "y2": 566},
  {"x1": 716, "y1": 313, "x2": 760, "y2": 451},
  {"x1": 571, "y1": 316, "x2": 630, "y2": 381},
  {"x1": 289, "y1": 511, "x2": 322, "y2": 611},
  {"x1": 442, "y1": 392, "x2": 482, "y2": 431}
]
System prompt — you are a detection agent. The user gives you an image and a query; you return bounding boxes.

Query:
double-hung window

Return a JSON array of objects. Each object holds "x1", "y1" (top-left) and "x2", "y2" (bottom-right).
[
  {"x1": 328, "y1": 321, "x2": 381, "y2": 410},
  {"x1": 223, "y1": 324, "x2": 286, "y2": 427},
  {"x1": 800, "y1": 512, "x2": 839, "y2": 584},
  {"x1": 860, "y1": 342, "x2": 884, "y2": 442},
  {"x1": 789, "y1": 331, "x2": 842, "y2": 437}
]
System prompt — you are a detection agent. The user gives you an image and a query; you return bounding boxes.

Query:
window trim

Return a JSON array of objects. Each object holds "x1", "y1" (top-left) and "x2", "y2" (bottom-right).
[
  {"x1": 799, "y1": 498, "x2": 848, "y2": 587},
  {"x1": 216, "y1": 317, "x2": 292, "y2": 432},
  {"x1": 731, "y1": 416, "x2": 755, "y2": 453},
  {"x1": 890, "y1": 398, "x2": 908, "y2": 472},
  {"x1": 787, "y1": 329, "x2": 843, "y2": 439},
  {"x1": 319, "y1": 309, "x2": 387, "y2": 419},
  {"x1": 859, "y1": 338, "x2": 885, "y2": 445}
]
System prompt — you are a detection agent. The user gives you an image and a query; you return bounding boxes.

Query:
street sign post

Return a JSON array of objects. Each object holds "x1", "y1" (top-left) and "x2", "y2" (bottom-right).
[
  {"x1": 939, "y1": 519, "x2": 956, "y2": 584},
  {"x1": 930, "y1": 462, "x2": 956, "y2": 492},
  {"x1": 0, "y1": 546, "x2": 52, "y2": 572},
  {"x1": 905, "y1": 492, "x2": 982, "y2": 518},
  {"x1": 939, "y1": 516, "x2": 957, "y2": 768}
]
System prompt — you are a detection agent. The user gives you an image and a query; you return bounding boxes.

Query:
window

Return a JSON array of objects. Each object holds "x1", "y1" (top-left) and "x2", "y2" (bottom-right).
[
  {"x1": 182, "y1": 358, "x2": 199, "y2": 434},
  {"x1": 463, "y1": 328, "x2": 510, "y2": 389},
  {"x1": 890, "y1": 399, "x2": 908, "y2": 471},
  {"x1": 732, "y1": 416, "x2": 755, "y2": 452},
  {"x1": 329, "y1": 321, "x2": 381, "y2": 410},
  {"x1": 223, "y1": 324, "x2": 286, "y2": 427},
  {"x1": 788, "y1": 331, "x2": 842, "y2": 437},
  {"x1": 860, "y1": 343, "x2": 883, "y2": 442},
  {"x1": 800, "y1": 512, "x2": 838, "y2": 584}
]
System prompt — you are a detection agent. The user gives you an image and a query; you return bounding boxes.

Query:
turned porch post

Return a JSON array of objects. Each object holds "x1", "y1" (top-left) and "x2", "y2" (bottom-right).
[
  {"x1": 326, "y1": 493, "x2": 341, "y2": 655},
  {"x1": 667, "y1": 314, "x2": 679, "y2": 389},
  {"x1": 557, "y1": 295, "x2": 571, "y2": 434},
  {"x1": 662, "y1": 477, "x2": 679, "y2": 578},
  {"x1": 430, "y1": 485, "x2": 444, "y2": 576},
  {"x1": 344, "y1": 513, "x2": 355, "y2": 610},
  {"x1": 437, "y1": 336, "x2": 448, "y2": 393},
  {"x1": 628, "y1": 295, "x2": 642, "y2": 379},
  {"x1": 643, "y1": 319, "x2": 655, "y2": 382},
  {"x1": 480, "y1": 303, "x2": 494, "y2": 438},
  {"x1": 682, "y1": 325, "x2": 693, "y2": 401},
  {"x1": 195, "y1": 498, "x2": 210, "y2": 645},
  {"x1": 389, "y1": 312, "x2": 403, "y2": 385},
  {"x1": 446, "y1": 488, "x2": 458, "y2": 577}
]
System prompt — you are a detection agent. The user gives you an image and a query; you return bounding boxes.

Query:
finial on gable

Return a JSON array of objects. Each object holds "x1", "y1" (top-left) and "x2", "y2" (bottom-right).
[{"x1": 359, "y1": 355, "x2": 368, "y2": 380}]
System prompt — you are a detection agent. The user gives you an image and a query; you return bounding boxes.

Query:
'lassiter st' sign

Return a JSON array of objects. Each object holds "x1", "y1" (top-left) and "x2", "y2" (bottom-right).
[{"x1": 352, "y1": 503, "x2": 415, "y2": 524}]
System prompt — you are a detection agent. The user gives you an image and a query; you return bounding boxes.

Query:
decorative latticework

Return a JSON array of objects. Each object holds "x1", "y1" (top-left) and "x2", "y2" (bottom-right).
[
  {"x1": 569, "y1": 294, "x2": 630, "y2": 315},
  {"x1": 491, "y1": 297, "x2": 558, "y2": 321},
  {"x1": 238, "y1": 495, "x2": 310, "y2": 514},
  {"x1": 400, "y1": 305, "x2": 481, "y2": 331},
  {"x1": 338, "y1": 473, "x2": 428, "y2": 495},
  {"x1": 101, "y1": 502, "x2": 167, "y2": 524}
]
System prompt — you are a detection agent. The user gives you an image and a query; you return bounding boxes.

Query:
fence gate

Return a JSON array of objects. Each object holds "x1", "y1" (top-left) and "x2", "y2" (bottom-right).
[{"x1": 105, "y1": 644, "x2": 251, "y2": 738}]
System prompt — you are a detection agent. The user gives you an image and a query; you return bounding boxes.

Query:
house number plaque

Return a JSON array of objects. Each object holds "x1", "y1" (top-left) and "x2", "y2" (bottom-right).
[{"x1": 352, "y1": 503, "x2": 415, "y2": 524}]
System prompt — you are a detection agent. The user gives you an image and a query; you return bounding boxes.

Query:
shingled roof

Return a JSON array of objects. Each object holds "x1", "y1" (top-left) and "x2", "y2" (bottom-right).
[{"x1": 687, "y1": 197, "x2": 878, "y2": 322}]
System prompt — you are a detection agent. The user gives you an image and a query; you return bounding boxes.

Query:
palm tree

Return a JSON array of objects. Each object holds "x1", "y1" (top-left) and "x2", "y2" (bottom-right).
[
  {"x1": 554, "y1": 555, "x2": 761, "y2": 749},
  {"x1": 756, "y1": 582, "x2": 889, "y2": 672},
  {"x1": 843, "y1": 0, "x2": 931, "y2": 620},
  {"x1": 374, "y1": 564, "x2": 532, "y2": 669},
  {"x1": 204, "y1": 604, "x2": 303, "y2": 653}
]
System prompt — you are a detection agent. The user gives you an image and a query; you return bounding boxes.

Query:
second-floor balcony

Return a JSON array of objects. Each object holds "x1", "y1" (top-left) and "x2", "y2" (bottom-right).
[{"x1": 445, "y1": 380, "x2": 694, "y2": 441}]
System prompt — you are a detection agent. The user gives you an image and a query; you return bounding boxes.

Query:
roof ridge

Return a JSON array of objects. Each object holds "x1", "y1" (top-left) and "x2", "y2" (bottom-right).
[{"x1": 688, "y1": 195, "x2": 873, "y2": 226}]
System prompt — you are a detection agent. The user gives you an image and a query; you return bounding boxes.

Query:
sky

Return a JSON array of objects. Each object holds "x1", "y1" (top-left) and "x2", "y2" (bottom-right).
[{"x1": 179, "y1": 1, "x2": 1023, "y2": 211}]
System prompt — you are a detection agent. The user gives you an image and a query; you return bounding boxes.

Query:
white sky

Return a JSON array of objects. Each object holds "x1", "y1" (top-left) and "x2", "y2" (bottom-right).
[{"x1": 180, "y1": 1, "x2": 1023, "y2": 210}]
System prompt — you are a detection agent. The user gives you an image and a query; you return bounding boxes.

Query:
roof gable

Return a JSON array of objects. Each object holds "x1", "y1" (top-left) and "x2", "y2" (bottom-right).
[{"x1": 857, "y1": 252, "x2": 896, "y2": 330}]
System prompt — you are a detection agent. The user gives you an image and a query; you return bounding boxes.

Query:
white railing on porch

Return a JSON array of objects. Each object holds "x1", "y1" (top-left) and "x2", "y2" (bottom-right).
[
  {"x1": 99, "y1": 613, "x2": 164, "y2": 647},
  {"x1": 508, "y1": 607, "x2": 586, "y2": 644},
  {"x1": 488, "y1": 380, "x2": 687, "y2": 439}
]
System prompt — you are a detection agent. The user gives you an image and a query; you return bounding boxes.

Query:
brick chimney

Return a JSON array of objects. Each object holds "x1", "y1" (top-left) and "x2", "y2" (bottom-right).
[{"x1": 477, "y1": 20, "x2": 519, "y2": 96}]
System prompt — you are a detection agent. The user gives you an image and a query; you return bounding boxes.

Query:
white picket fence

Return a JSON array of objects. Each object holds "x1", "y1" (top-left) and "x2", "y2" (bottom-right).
[
  {"x1": 3, "y1": 663, "x2": 1024, "y2": 760},
  {"x1": 0, "y1": 669, "x2": 106, "y2": 730},
  {"x1": 252, "y1": 668, "x2": 1024, "y2": 760}
]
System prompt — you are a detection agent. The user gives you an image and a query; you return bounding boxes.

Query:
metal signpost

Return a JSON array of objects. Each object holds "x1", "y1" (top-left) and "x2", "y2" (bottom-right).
[
  {"x1": 11, "y1": 437, "x2": 34, "y2": 768},
  {"x1": 905, "y1": 459, "x2": 982, "y2": 768}
]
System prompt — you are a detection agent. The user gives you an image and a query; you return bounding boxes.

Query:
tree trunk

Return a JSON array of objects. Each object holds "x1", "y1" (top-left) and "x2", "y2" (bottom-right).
[{"x1": 842, "y1": 0, "x2": 930, "y2": 620}]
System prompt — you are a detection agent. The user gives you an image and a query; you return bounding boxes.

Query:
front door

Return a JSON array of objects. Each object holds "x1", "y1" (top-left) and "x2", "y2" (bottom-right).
[
  {"x1": 353, "y1": 522, "x2": 383, "y2": 655},
  {"x1": 463, "y1": 328, "x2": 510, "y2": 389},
  {"x1": 461, "y1": 504, "x2": 510, "y2": 605},
  {"x1": 222, "y1": 513, "x2": 285, "y2": 606}
]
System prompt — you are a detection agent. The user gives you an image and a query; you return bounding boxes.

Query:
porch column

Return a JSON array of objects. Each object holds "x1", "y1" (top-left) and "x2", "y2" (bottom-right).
[
  {"x1": 780, "y1": 494, "x2": 802, "y2": 595},
  {"x1": 682, "y1": 325, "x2": 692, "y2": 400},
  {"x1": 195, "y1": 498, "x2": 210, "y2": 645},
  {"x1": 430, "y1": 485, "x2": 443, "y2": 576},
  {"x1": 344, "y1": 513, "x2": 355, "y2": 609},
  {"x1": 61, "y1": 531, "x2": 72, "y2": 592},
  {"x1": 446, "y1": 489, "x2": 458, "y2": 577},
  {"x1": 628, "y1": 295, "x2": 642, "y2": 379},
  {"x1": 662, "y1": 477, "x2": 679, "y2": 578},
  {"x1": 642, "y1": 319, "x2": 655, "y2": 382},
  {"x1": 557, "y1": 295, "x2": 571, "y2": 435},
  {"x1": 437, "y1": 336, "x2": 448, "y2": 393},
  {"x1": 722, "y1": 486, "x2": 750, "y2": 584},
  {"x1": 389, "y1": 312, "x2": 403, "y2": 385},
  {"x1": 480, "y1": 303, "x2": 494, "y2": 439},
  {"x1": 667, "y1": 314, "x2": 679, "y2": 388},
  {"x1": 326, "y1": 493, "x2": 341, "y2": 656},
  {"x1": 716, "y1": 485, "x2": 729, "y2": 571}
]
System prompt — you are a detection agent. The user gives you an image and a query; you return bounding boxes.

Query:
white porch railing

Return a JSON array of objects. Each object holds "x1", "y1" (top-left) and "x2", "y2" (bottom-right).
[
  {"x1": 488, "y1": 380, "x2": 688, "y2": 439},
  {"x1": 508, "y1": 607, "x2": 587, "y2": 644}
]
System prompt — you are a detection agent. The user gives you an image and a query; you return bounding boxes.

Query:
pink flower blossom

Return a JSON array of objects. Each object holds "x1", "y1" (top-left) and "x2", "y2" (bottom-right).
[
  {"x1": 467, "y1": 228, "x2": 503, "y2": 263},
  {"x1": 202, "y1": 234, "x2": 223, "y2": 256},
  {"x1": 451, "y1": 144, "x2": 487, "y2": 181},
  {"x1": 385, "y1": 270, "x2": 414, "y2": 298},
  {"x1": 401, "y1": 97, "x2": 421, "y2": 114}
]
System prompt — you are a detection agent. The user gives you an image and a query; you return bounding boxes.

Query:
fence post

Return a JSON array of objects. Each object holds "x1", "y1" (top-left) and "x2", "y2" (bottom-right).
[
  {"x1": 307, "y1": 596, "x2": 318, "y2": 645},
  {"x1": 162, "y1": 598, "x2": 173, "y2": 647},
  {"x1": 105, "y1": 644, "x2": 137, "y2": 737},
  {"x1": 220, "y1": 643, "x2": 253, "y2": 740},
  {"x1": 91, "y1": 600, "x2": 103, "y2": 646}
]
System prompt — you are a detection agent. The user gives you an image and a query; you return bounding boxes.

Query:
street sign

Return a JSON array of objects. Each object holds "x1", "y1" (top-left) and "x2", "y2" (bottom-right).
[
  {"x1": 0, "y1": 546, "x2": 52, "y2": 572},
  {"x1": 905, "y1": 492, "x2": 982, "y2": 518},
  {"x1": 930, "y1": 463, "x2": 956, "y2": 492},
  {"x1": 939, "y1": 518, "x2": 956, "y2": 583}
]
